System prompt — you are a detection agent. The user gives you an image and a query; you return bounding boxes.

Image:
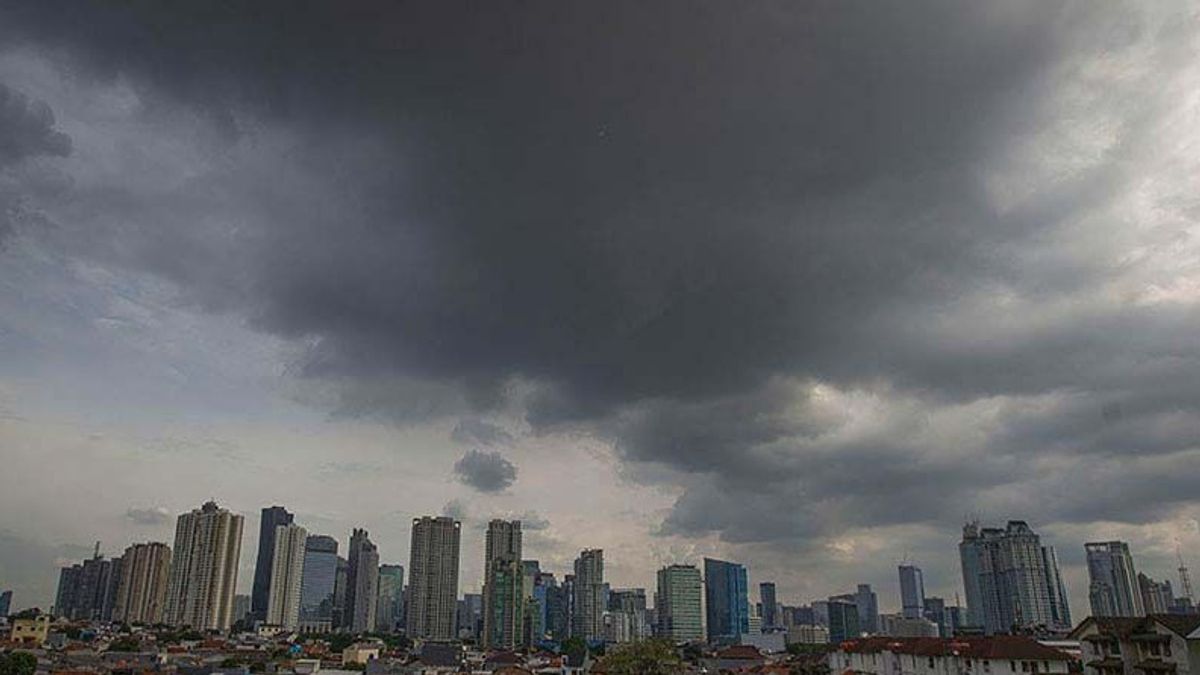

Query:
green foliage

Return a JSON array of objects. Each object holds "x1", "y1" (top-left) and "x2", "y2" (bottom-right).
[
  {"x1": 0, "y1": 652, "x2": 39, "y2": 675},
  {"x1": 561, "y1": 636, "x2": 588, "y2": 662},
  {"x1": 220, "y1": 657, "x2": 244, "y2": 668},
  {"x1": 597, "y1": 640, "x2": 681, "y2": 675},
  {"x1": 107, "y1": 637, "x2": 143, "y2": 652}
]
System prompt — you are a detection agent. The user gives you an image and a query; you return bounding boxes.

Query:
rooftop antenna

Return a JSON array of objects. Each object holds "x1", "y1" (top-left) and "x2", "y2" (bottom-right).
[
  {"x1": 93, "y1": 541, "x2": 101, "y2": 559},
  {"x1": 1178, "y1": 546, "x2": 1194, "y2": 602}
]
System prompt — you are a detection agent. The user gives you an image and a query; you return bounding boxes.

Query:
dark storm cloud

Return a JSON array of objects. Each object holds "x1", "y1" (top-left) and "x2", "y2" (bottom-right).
[
  {"x1": 451, "y1": 419, "x2": 515, "y2": 447},
  {"x1": 454, "y1": 450, "x2": 518, "y2": 494},
  {"x1": 4, "y1": 1, "x2": 1199, "y2": 550},
  {"x1": 0, "y1": 83, "x2": 70, "y2": 166}
]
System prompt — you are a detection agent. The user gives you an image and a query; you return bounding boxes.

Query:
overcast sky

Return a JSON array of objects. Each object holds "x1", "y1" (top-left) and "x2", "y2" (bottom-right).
[{"x1": 1, "y1": 1, "x2": 1199, "y2": 620}]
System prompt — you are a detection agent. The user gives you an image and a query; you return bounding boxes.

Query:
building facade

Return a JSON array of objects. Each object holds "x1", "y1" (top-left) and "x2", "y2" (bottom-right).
[
  {"x1": 573, "y1": 549, "x2": 605, "y2": 641},
  {"x1": 163, "y1": 501, "x2": 245, "y2": 630},
  {"x1": 376, "y1": 564, "x2": 404, "y2": 633},
  {"x1": 960, "y1": 520, "x2": 1069, "y2": 634},
  {"x1": 112, "y1": 542, "x2": 171, "y2": 625},
  {"x1": 761, "y1": 582, "x2": 778, "y2": 629},
  {"x1": 299, "y1": 535, "x2": 339, "y2": 632},
  {"x1": 704, "y1": 558, "x2": 749, "y2": 643},
  {"x1": 1087, "y1": 541, "x2": 1144, "y2": 618},
  {"x1": 483, "y1": 520, "x2": 523, "y2": 648},
  {"x1": 251, "y1": 506, "x2": 294, "y2": 623},
  {"x1": 346, "y1": 528, "x2": 380, "y2": 633},
  {"x1": 406, "y1": 516, "x2": 461, "y2": 640},
  {"x1": 900, "y1": 565, "x2": 926, "y2": 620},
  {"x1": 1070, "y1": 614, "x2": 1200, "y2": 675},
  {"x1": 266, "y1": 523, "x2": 308, "y2": 630}
]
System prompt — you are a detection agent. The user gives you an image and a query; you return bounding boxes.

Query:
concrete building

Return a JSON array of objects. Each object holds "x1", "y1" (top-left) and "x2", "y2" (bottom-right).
[
  {"x1": 880, "y1": 613, "x2": 940, "y2": 638},
  {"x1": 458, "y1": 592, "x2": 482, "y2": 640},
  {"x1": 1087, "y1": 542, "x2": 1145, "y2": 619},
  {"x1": 55, "y1": 546, "x2": 122, "y2": 621},
  {"x1": 573, "y1": 549, "x2": 605, "y2": 641},
  {"x1": 346, "y1": 529, "x2": 380, "y2": 633},
  {"x1": 923, "y1": 597, "x2": 947, "y2": 638},
  {"x1": 112, "y1": 542, "x2": 171, "y2": 624},
  {"x1": 856, "y1": 584, "x2": 880, "y2": 635},
  {"x1": 608, "y1": 588, "x2": 650, "y2": 641},
  {"x1": 406, "y1": 516, "x2": 461, "y2": 640},
  {"x1": 0, "y1": 590, "x2": 11, "y2": 618},
  {"x1": 163, "y1": 501, "x2": 245, "y2": 631},
  {"x1": 787, "y1": 624, "x2": 830, "y2": 645},
  {"x1": 9, "y1": 614, "x2": 51, "y2": 644},
  {"x1": 483, "y1": 520, "x2": 523, "y2": 648},
  {"x1": 960, "y1": 520, "x2": 1069, "y2": 634},
  {"x1": 1070, "y1": 614, "x2": 1200, "y2": 675},
  {"x1": 251, "y1": 506, "x2": 294, "y2": 623},
  {"x1": 299, "y1": 535, "x2": 339, "y2": 632},
  {"x1": 655, "y1": 565, "x2": 703, "y2": 643},
  {"x1": 1138, "y1": 574, "x2": 1175, "y2": 615},
  {"x1": 376, "y1": 564, "x2": 404, "y2": 633},
  {"x1": 832, "y1": 635, "x2": 1075, "y2": 675},
  {"x1": 828, "y1": 597, "x2": 861, "y2": 644},
  {"x1": 266, "y1": 523, "x2": 308, "y2": 630},
  {"x1": 704, "y1": 558, "x2": 749, "y2": 643},
  {"x1": 760, "y1": 582, "x2": 778, "y2": 629},
  {"x1": 900, "y1": 565, "x2": 926, "y2": 620}
]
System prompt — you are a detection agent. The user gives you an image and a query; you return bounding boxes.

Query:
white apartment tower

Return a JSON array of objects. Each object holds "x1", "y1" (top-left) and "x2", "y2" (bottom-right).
[
  {"x1": 266, "y1": 523, "x2": 308, "y2": 630},
  {"x1": 112, "y1": 542, "x2": 172, "y2": 625},
  {"x1": 406, "y1": 516, "x2": 461, "y2": 640},
  {"x1": 163, "y1": 501, "x2": 245, "y2": 630}
]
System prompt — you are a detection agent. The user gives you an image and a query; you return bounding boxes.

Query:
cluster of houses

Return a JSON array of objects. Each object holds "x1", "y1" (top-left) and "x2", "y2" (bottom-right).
[{"x1": 7, "y1": 612, "x2": 1200, "y2": 675}]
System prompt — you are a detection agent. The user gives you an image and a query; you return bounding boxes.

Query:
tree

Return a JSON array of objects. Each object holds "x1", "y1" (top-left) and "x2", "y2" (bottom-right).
[
  {"x1": 107, "y1": 637, "x2": 143, "y2": 652},
  {"x1": 0, "y1": 652, "x2": 38, "y2": 675},
  {"x1": 596, "y1": 640, "x2": 682, "y2": 675},
  {"x1": 561, "y1": 636, "x2": 588, "y2": 664}
]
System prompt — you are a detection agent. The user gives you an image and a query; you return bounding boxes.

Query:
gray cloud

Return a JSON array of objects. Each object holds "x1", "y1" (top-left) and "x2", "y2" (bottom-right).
[
  {"x1": 124, "y1": 506, "x2": 172, "y2": 526},
  {"x1": 2, "y1": 1, "x2": 1199, "y2": 572},
  {"x1": 0, "y1": 83, "x2": 70, "y2": 167},
  {"x1": 453, "y1": 450, "x2": 518, "y2": 494}
]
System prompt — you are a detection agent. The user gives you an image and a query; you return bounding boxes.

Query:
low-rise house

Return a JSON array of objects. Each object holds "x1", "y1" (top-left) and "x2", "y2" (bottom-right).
[
  {"x1": 1069, "y1": 615, "x2": 1200, "y2": 675},
  {"x1": 342, "y1": 643, "x2": 382, "y2": 666},
  {"x1": 831, "y1": 635, "x2": 1076, "y2": 675},
  {"x1": 10, "y1": 614, "x2": 52, "y2": 645},
  {"x1": 703, "y1": 645, "x2": 766, "y2": 671}
]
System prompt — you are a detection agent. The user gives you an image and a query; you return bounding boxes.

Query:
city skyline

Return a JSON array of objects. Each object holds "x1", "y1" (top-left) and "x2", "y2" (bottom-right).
[{"x1": 3, "y1": 1, "x2": 1200, "y2": 635}]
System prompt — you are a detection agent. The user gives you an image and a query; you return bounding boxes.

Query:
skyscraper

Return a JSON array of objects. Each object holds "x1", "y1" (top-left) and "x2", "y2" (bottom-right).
[
  {"x1": 1086, "y1": 541, "x2": 1144, "y2": 618},
  {"x1": 332, "y1": 555, "x2": 349, "y2": 630},
  {"x1": 112, "y1": 542, "x2": 172, "y2": 625},
  {"x1": 346, "y1": 528, "x2": 380, "y2": 633},
  {"x1": 164, "y1": 501, "x2": 245, "y2": 630},
  {"x1": 376, "y1": 564, "x2": 404, "y2": 633},
  {"x1": 406, "y1": 516, "x2": 461, "y2": 640},
  {"x1": 483, "y1": 520, "x2": 524, "y2": 648},
  {"x1": 759, "y1": 582, "x2": 778, "y2": 629},
  {"x1": 573, "y1": 549, "x2": 605, "y2": 641},
  {"x1": 0, "y1": 590, "x2": 11, "y2": 618},
  {"x1": 899, "y1": 564, "x2": 925, "y2": 620},
  {"x1": 855, "y1": 584, "x2": 880, "y2": 634},
  {"x1": 703, "y1": 558, "x2": 749, "y2": 643},
  {"x1": 655, "y1": 565, "x2": 703, "y2": 642},
  {"x1": 458, "y1": 592, "x2": 483, "y2": 640},
  {"x1": 1042, "y1": 545, "x2": 1072, "y2": 630},
  {"x1": 251, "y1": 506, "x2": 294, "y2": 622},
  {"x1": 299, "y1": 535, "x2": 339, "y2": 631},
  {"x1": 266, "y1": 523, "x2": 308, "y2": 630},
  {"x1": 922, "y1": 597, "x2": 946, "y2": 637},
  {"x1": 959, "y1": 520, "x2": 1062, "y2": 634},
  {"x1": 827, "y1": 597, "x2": 861, "y2": 643},
  {"x1": 1138, "y1": 573, "x2": 1175, "y2": 615}
]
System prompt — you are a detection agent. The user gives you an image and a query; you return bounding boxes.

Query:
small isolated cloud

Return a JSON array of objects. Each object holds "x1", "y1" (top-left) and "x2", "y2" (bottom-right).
[
  {"x1": 453, "y1": 449, "x2": 517, "y2": 493},
  {"x1": 451, "y1": 418, "x2": 514, "y2": 446},
  {"x1": 124, "y1": 506, "x2": 172, "y2": 526}
]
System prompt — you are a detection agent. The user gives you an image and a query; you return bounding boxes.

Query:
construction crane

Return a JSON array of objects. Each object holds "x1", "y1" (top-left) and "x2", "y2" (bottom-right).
[{"x1": 1178, "y1": 547, "x2": 1194, "y2": 602}]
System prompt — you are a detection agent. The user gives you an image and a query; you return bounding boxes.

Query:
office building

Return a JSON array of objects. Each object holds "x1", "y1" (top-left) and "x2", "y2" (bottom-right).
[
  {"x1": 1043, "y1": 545, "x2": 1073, "y2": 630},
  {"x1": 376, "y1": 564, "x2": 404, "y2": 633},
  {"x1": 922, "y1": 597, "x2": 946, "y2": 637},
  {"x1": 333, "y1": 556, "x2": 349, "y2": 629},
  {"x1": 406, "y1": 516, "x2": 461, "y2": 640},
  {"x1": 704, "y1": 558, "x2": 749, "y2": 643},
  {"x1": 827, "y1": 597, "x2": 860, "y2": 643},
  {"x1": 573, "y1": 549, "x2": 605, "y2": 641},
  {"x1": 1138, "y1": 573, "x2": 1175, "y2": 615},
  {"x1": 458, "y1": 592, "x2": 483, "y2": 640},
  {"x1": 483, "y1": 520, "x2": 523, "y2": 648},
  {"x1": 346, "y1": 528, "x2": 380, "y2": 632},
  {"x1": 164, "y1": 501, "x2": 245, "y2": 630},
  {"x1": 760, "y1": 582, "x2": 778, "y2": 629},
  {"x1": 0, "y1": 590, "x2": 11, "y2": 618},
  {"x1": 251, "y1": 506, "x2": 294, "y2": 622},
  {"x1": 1087, "y1": 541, "x2": 1144, "y2": 618},
  {"x1": 899, "y1": 565, "x2": 925, "y2": 620},
  {"x1": 855, "y1": 584, "x2": 879, "y2": 634},
  {"x1": 959, "y1": 520, "x2": 1067, "y2": 634},
  {"x1": 112, "y1": 542, "x2": 171, "y2": 625},
  {"x1": 266, "y1": 523, "x2": 308, "y2": 630},
  {"x1": 608, "y1": 588, "x2": 649, "y2": 640},
  {"x1": 546, "y1": 578, "x2": 571, "y2": 641},
  {"x1": 299, "y1": 535, "x2": 339, "y2": 631}
]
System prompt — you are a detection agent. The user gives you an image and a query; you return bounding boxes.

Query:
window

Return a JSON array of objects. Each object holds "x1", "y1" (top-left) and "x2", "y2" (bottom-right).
[
  {"x1": 985, "y1": 661, "x2": 991, "y2": 672},
  {"x1": 929, "y1": 658, "x2": 936, "y2": 668},
  {"x1": 1011, "y1": 662, "x2": 1017, "y2": 671}
]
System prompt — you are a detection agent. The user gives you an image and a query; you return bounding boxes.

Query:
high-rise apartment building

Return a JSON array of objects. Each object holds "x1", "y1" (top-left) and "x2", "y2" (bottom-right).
[
  {"x1": 55, "y1": 547, "x2": 122, "y2": 622},
  {"x1": 959, "y1": 520, "x2": 1068, "y2": 634},
  {"x1": 266, "y1": 523, "x2": 308, "y2": 630},
  {"x1": 1138, "y1": 573, "x2": 1175, "y2": 615},
  {"x1": 760, "y1": 582, "x2": 778, "y2": 629},
  {"x1": 899, "y1": 565, "x2": 925, "y2": 620},
  {"x1": 657, "y1": 562, "x2": 700, "y2": 638},
  {"x1": 483, "y1": 520, "x2": 523, "y2": 648},
  {"x1": 376, "y1": 564, "x2": 404, "y2": 633},
  {"x1": 299, "y1": 535, "x2": 339, "y2": 632},
  {"x1": 458, "y1": 592, "x2": 483, "y2": 640},
  {"x1": 855, "y1": 584, "x2": 880, "y2": 634},
  {"x1": 1086, "y1": 541, "x2": 1144, "y2": 618},
  {"x1": 346, "y1": 528, "x2": 380, "y2": 633},
  {"x1": 332, "y1": 556, "x2": 349, "y2": 629},
  {"x1": 112, "y1": 542, "x2": 171, "y2": 624},
  {"x1": 573, "y1": 549, "x2": 605, "y2": 641},
  {"x1": 406, "y1": 516, "x2": 461, "y2": 640},
  {"x1": 704, "y1": 558, "x2": 749, "y2": 643},
  {"x1": 164, "y1": 501, "x2": 245, "y2": 630},
  {"x1": 251, "y1": 506, "x2": 294, "y2": 622}
]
